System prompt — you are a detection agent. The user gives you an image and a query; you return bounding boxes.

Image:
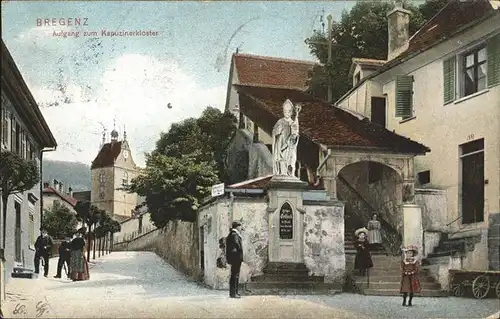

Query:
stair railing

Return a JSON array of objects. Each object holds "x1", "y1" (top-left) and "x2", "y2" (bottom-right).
[{"x1": 337, "y1": 174, "x2": 402, "y2": 255}]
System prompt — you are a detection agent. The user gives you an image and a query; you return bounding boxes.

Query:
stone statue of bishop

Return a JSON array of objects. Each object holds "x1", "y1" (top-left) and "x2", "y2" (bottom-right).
[{"x1": 272, "y1": 99, "x2": 302, "y2": 177}]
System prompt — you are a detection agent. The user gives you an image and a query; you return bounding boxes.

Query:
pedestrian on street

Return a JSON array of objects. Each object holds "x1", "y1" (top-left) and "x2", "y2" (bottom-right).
[
  {"x1": 226, "y1": 221, "x2": 243, "y2": 299},
  {"x1": 54, "y1": 235, "x2": 72, "y2": 279},
  {"x1": 70, "y1": 228, "x2": 90, "y2": 281},
  {"x1": 400, "y1": 245, "x2": 421, "y2": 306},
  {"x1": 354, "y1": 227, "x2": 373, "y2": 276},
  {"x1": 34, "y1": 228, "x2": 54, "y2": 277}
]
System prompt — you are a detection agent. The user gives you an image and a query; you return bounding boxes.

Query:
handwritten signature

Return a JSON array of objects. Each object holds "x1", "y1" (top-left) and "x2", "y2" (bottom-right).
[{"x1": 12, "y1": 301, "x2": 49, "y2": 317}]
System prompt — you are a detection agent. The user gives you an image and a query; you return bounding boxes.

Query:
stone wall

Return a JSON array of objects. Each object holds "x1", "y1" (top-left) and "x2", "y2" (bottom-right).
[
  {"x1": 415, "y1": 188, "x2": 448, "y2": 232},
  {"x1": 114, "y1": 220, "x2": 200, "y2": 279},
  {"x1": 113, "y1": 213, "x2": 156, "y2": 244},
  {"x1": 488, "y1": 213, "x2": 500, "y2": 270},
  {"x1": 303, "y1": 201, "x2": 345, "y2": 285},
  {"x1": 199, "y1": 198, "x2": 268, "y2": 289},
  {"x1": 199, "y1": 192, "x2": 345, "y2": 290}
]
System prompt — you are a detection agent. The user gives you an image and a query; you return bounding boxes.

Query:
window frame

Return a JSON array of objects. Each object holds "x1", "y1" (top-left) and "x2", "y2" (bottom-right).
[{"x1": 460, "y1": 45, "x2": 487, "y2": 97}]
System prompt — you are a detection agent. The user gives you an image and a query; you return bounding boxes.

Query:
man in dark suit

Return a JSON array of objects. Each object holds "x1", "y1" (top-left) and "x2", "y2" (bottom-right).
[
  {"x1": 226, "y1": 221, "x2": 243, "y2": 298},
  {"x1": 54, "y1": 235, "x2": 72, "y2": 278},
  {"x1": 34, "y1": 228, "x2": 54, "y2": 277}
]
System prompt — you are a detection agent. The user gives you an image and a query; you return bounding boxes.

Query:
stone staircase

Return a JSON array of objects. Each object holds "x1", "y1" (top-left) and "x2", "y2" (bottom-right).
[
  {"x1": 240, "y1": 262, "x2": 339, "y2": 295},
  {"x1": 345, "y1": 228, "x2": 447, "y2": 297}
]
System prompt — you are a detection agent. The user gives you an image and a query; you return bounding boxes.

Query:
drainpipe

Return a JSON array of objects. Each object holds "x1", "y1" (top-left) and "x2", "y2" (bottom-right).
[
  {"x1": 39, "y1": 147, "x2": 56, "y2": 231},
  {"x1": 314, "y1": 149, "x2": 332, "y2": 186}
]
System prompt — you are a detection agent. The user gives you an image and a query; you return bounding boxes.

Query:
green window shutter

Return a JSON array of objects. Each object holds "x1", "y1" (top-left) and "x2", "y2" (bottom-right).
[
  {"x1": 487, "y1": 33, "x2": 500, "y2": 87},
  {"x1": 395, "y1": 75, "x2": 413, "y2": 118},
  {"x1": 443, "y1": 56, "x2": 456, "y2": 104}
]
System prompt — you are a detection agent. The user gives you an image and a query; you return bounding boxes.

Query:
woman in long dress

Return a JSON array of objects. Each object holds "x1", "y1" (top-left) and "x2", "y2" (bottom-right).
[
  {"x1": 367, "y1": 213, "x2": 387, "y2": 255},
  {"x1": 400, "y1": 245, "x2": 421, "y2": 306},
  {"x1": 70, "y1": 230, "x2": 90, "y2": 281},
  {"x1": 354, "y1": 227, "x2": 373, "y2": 276}
]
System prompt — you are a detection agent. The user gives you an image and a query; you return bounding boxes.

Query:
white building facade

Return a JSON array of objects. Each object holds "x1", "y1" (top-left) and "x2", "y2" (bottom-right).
[{"x1": 337, "y1": 1, "x2": 500, "y2": 270}]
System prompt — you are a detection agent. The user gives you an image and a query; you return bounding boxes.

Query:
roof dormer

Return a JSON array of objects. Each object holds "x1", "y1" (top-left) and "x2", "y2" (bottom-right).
[{"x1": 348, "y1": 58, "x2": 387, "y2": 87}]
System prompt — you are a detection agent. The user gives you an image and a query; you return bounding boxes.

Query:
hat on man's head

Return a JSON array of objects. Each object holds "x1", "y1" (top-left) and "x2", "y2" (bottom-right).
[
  {"x1": 40, "y1": 227, "x2": 47, "y2": 232},
  {"x1": 231, "y1": 221, "x2": 242, "y2": 229}
]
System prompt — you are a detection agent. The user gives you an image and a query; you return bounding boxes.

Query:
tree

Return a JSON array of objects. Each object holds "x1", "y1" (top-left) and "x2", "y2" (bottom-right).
[
  {"x1": 0, "y1": 150, "x2": 40, "y2": 249},
  {"x1": 154, "y1": 107, "x2": 237, "y2": 182},
  {"x1": 74, "y1": 201, "x2": 104, "y2": 261},
  {"x1": 305, "y1": 0, "x2": 450, "y2": 102},
  {"x1": 125, "y1": 152, "x2": 219, "y2": 228},
  {"x1": 42, "y1": 201, "x2": 78, "y2": 239}
]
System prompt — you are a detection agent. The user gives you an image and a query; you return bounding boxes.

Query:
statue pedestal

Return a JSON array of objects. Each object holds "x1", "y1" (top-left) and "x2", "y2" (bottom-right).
[
  {"x1": 268, "y1": 175, "x2": 309, "y2": 189},
  {"x1": 266, "y1": 175, "x2": 308, "y2": 263}
]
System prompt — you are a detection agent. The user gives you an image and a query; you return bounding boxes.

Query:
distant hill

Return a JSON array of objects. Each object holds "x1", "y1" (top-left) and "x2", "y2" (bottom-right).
[{"x1": 42, "y1": 160, "x2": 91, "y2": 192}]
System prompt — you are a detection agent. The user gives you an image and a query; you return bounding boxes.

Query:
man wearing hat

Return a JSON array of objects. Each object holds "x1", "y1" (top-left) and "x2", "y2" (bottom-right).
[
  {"x1": 34, "y1": 228, "x2": 54, "y2": 277},
  {"x1": 54, "y1": 235, "x2": 72, "y2": 279},
  {"x1": 225, "y1": 221, "x2": 243, "y2": 298}
]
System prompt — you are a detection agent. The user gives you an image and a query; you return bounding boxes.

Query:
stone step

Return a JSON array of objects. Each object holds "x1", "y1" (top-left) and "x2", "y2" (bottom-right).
[
  {"x1": 11, "y1": 272, "x2": 35, "y2": 279},
  {"x1": 265, "y1": 262, "x2": 307, "y2": 270},
  {"x1": 239, "y1": 285, "x2": 339, "y2": 296},
  {"x1": 362, "y1": 289, "x2": 448, "y2": 297},
  {"x1": 355, "y1": 275, "x2": 437, "y2": 283},
  {"x1": 355, "y1": 281, "x2": 442, "y2": 290},
  {"x1": 243, "y1": 282, "x2": 336, "y2": 291},
  {"x1": 251, "y1": 274, "x2": 324, "y2": 283},
  {"x1": 361, "y1": 269, "x2": 431, "y2": 277}
]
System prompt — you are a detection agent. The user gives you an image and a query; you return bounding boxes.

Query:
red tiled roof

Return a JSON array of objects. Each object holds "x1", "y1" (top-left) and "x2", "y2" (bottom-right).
[
  {"x1": 407, "y1": 0, "x2": 497, "y2": 54},
  {"x1": 233, "y1": 53, "x2": 318, "y2": 90},
  {"x1": 235, "y1": 85, "x2": 430, "y2": 154},
  {"x1": 91, "y1": 141, "x2": 122, "y2": 169},
  {"x1": 43, "y1": 187, "x2": 78, "y2": 207}
]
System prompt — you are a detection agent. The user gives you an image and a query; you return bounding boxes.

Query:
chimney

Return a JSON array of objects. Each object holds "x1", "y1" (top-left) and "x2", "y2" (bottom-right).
[
  {"x1": 68, "y1": 187, "x2": 73, "y2": 197},
  {"x1": 59, "y1": 182, "x2": 63, "y2": 193},
  {"x1": 387, "y1": 2, "x2": 412, "y2": 61},
  {"x1": 43, "y1": 182, "x2": 49, "y2": 189}
]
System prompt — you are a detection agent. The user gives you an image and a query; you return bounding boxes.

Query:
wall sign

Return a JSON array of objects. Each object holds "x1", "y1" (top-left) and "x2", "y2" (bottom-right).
[{"x1": 279, "y1": 202, "x2": 293, "y2": 240}]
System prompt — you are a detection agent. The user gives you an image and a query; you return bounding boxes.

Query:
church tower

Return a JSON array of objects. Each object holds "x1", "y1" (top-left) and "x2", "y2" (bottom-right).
[{"x1": 90, "y1": 122, "x2": 139, "y2": 221}]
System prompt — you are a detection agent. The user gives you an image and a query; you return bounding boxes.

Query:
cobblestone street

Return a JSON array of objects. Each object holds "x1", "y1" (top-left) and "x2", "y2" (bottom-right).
[{"x1": 3, "y1": 252, "x2": 499, "y2": 318}]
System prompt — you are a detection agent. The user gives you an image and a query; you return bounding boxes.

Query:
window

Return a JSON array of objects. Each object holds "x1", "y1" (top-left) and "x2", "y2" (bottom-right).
[
  {"x1": 21, "y1": 131, "x2": 26, "y2": 159},
  {"x1": 26, "y1": 141, "x2": 31, "y2": 161},
  {"x1": 462, "y1": 46, "x2": 487, "y2": 97},
  {"x1": 354, "y1": 72, "x2": 361, "y2": 85},
  {"x1": 368, "y1": 162, "x2": 384, "y2": 184},
  {"x1": 122, "y1": 171, "x2": 129, "y2": 187},
  {"x1": 11, "y1": 116, "x2": 17, "y2": 153},
  {"x1": 443, "y1": 34, "x2": 500, "y2": 103},
  {"x1": 99, "y1": 172, "x2": 105, "y2": 183},
  {"x1": 395, "y1": 75, "x2": 414, "y2": 119},
  {"x1": 29, "y1": 211, "x2": 35, "y2": 248},
  {"x1": 15, "y1": 201, "x2": 22, "y2": 262},
  {"x1": 460, "y1": 139, "x2": 484, "y2": 224},
  {"x1": 418, "y1": 170, "x2": 431, "y2": 185}
]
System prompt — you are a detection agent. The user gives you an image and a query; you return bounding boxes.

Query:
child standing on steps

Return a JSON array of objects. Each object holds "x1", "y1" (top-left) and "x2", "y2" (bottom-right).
[{"x1": 400, "y1": 245, "x2": 421, "y2": 306}]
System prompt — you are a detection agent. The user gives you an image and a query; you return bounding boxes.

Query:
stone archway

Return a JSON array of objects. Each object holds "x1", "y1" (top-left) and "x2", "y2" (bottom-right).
[{"x1": 335, "y1": 160, "x2": 403, "y2": 235}]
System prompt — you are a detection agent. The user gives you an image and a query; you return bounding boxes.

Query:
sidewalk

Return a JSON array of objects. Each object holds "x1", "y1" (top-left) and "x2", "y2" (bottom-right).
[{"x1": 3, "y1": 254, "x2": 105, "y2": 318}]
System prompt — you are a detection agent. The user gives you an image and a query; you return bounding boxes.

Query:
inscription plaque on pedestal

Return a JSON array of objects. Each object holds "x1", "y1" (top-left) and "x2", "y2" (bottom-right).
[{"x1": 279, "y1": 202, "x2": 293, "y2": 239}]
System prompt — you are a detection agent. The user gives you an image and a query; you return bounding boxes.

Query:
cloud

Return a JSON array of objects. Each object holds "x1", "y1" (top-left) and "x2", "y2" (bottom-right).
[{"x1": 35, "y1": 54, "x2": 226, "y2": 166}]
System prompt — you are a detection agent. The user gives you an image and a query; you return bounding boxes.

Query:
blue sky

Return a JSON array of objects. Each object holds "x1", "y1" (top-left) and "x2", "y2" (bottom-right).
[{"x1": 1, "y1": 1, "x2": 355, "y2": 166}]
